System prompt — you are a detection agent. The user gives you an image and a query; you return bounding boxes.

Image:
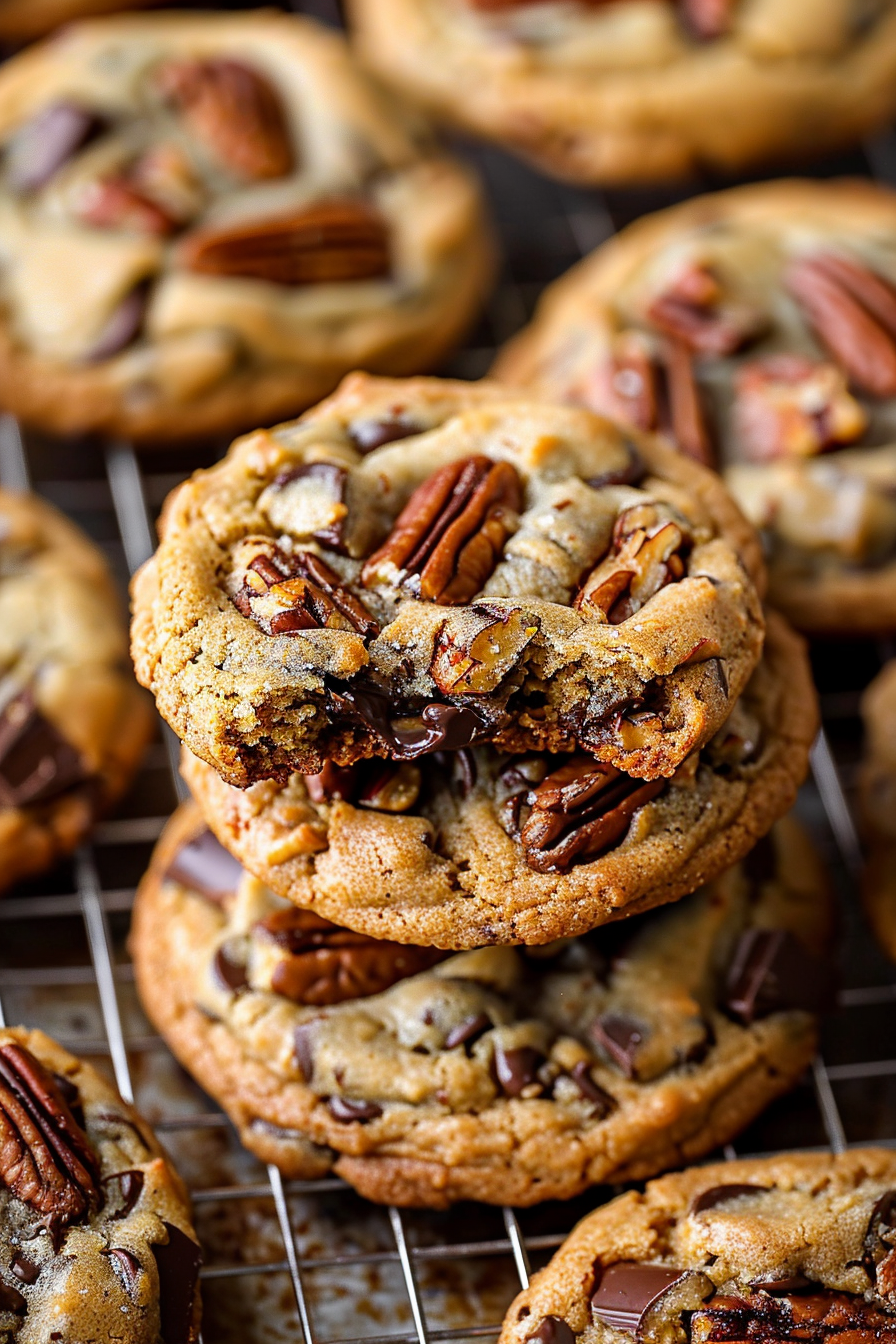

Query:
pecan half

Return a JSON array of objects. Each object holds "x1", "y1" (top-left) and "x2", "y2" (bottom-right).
[
  {"x1": 0, "y1": 1044, "x2": 101, "y2": 1243},
  {"x1": 156, "y1": 57, "x2": 292, "y2": 181},
  {"x1": 256, "y1": 908, "x2": 445, "y2": 1004},
  {"x1": 787, "y1": 253, "x2": 896, "y2": 398},
  {"x1": 691, "y1": 1290, "x2": 896, "y2": 1344},
  {"x1": 517, "y1": 755, "x2": 664, "y2": 873},
  {"x1": 361, "y1": 455, "x2": 522, "y2": 603},
  {"x1": 74, "y1": 176, "x2": 177, "y2": 237},
  {"x1": 179, "y1": 199, "x2": 390, "y2": 286},
  {"x1": 733, "y1": 354, "x2": 867, "y2": 461},
  {"x1": 231, "y1": 543, "x2": 378, "y2": 638},
  {"x1": 575, "y1": 505, "x2": 689, "y2": 624},
  {"x1": 647, "y1": 262, "x2": 764, "y2": 356}
]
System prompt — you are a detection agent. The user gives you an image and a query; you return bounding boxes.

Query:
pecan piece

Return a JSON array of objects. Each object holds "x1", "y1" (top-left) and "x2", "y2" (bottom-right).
[
  {"x1": 587, "y1": 332, "x2": 659, "y2": 433},
  {"x1": 231, "y1": 543, "x2": 378, "y2": 638},
  {"x1": 75, "y1": 176, "x2": 177, "y2": 237},
  {"x1": 156, "y1": 57, "x2": 292, "y2": 181},
  {"x1": 256, "y1": 907, "x2": 445, "y2": 1004},
  {"x1": 647, "y1": 262, "x2": 764, "y2": 356},
  {"x1": 787, "y1": 253, "x2": 896, "y2": 398},
  {"x1": 518, "y1": 755, "x2": 664, "y2": 873},
  {"x1": 575, "y1": 505, "x2": 689, "y2": 624},
  {"x1": 305, "y1": 758, "x2": 421, "y2": 813},
  {"x1": 662, "y1": 338, "x2": 714, "y2": 466},
  {"x1": 179, "y1": 199, "x2": 390, "y2": 286},
  {"x1": 362, "y1": 455, "x2": 522, "y2": 603},
  {"x1": 431, "y1": 605, "x2": 537, "y2": 695},
  {"x1": 0, "y1": 1043, "x2": 100, "y2": 1243},
  {"x1": 734, "y1": 354, "x2": 867, "y2": 461},
  {"x1": 691, "y1": 1290, "x2": 896, "y2": 1344},
  {"x1": 863, "y1": 1191, "x2": 896, "y2": 1297},
  {"x1": 680, "y1": 0, "x2": 736, "y2": 39}
]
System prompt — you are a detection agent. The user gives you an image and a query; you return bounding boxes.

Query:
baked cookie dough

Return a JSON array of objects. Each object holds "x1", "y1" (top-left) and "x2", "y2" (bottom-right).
[
  {"x1": 496, "y1": 180, "x2": 896, "y2": 634},
  {"x1": 132, "y1": 374, "x2": 765, "y2": 788},
  {"x1": 0, "y1": 488, "x2": 152, "y2": 893},
  {"x1": 132, "y1": 800, "x2": 832, "y2": 1208},
  {"x1": 347, "y1": 0, "x2": 896, "y2": 185},
  {"x1": 183, "y1": 609, "x2": 816, "y2": 949},
  {"x1": 499, "y1": 1148, "x2": 896, "y2": 1344},
  {"x1": 0, "y1": 13, "x2": 492, "y2": 443},
  {"x1": 0, "y1": 1025, "x2": 201, "y2": 1344},
  {"x1": 860, "y1": 659, "x2": 896, "y2": 961},
  {"x1": 0, "y1": 0, "x2": 161, "y2": 44}
]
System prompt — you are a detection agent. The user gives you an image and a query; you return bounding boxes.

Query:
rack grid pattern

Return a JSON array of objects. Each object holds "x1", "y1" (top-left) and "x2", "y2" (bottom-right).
[{"x1": 1, "y1": 75, "x2": 895, "y2": 1344}]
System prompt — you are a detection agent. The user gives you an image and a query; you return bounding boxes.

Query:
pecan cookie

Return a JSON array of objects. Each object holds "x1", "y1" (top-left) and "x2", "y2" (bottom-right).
[
  {"x1": 182, "y1": 609, "x2": 816, "y2": 949},
  {"x1": 0, "y1": 489, "x2": 152, "y2": 893},
  {"x1": 0, "y1": 13, "x2": 491, "y2": 443},
  {"x1": 131, "y1": 374, "x2": 765, "y2": 789},
  {"x1": 347, "y1": 0, "x2": 896, "y2": 185},
  {"x1": 132, "y1": 799, "x2": 832, "y2": 1207},
  {"x1": 859, "y1": 660, "x2": 896, "y2": 961},
  {"x1": 496, "y1": 179, "x2": 896, "y2": 633},
  {"x1": 0, "y1": 1025, "x2": 201, "y2": 1344},
  {"x1": 499, "y1": 1148, "x2": 896, "y2": 1344}
]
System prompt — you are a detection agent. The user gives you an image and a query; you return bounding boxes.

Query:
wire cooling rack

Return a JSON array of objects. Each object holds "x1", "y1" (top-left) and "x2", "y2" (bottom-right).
[{"x1": 1, "y1": 19, "x2": 896, "y2": 1336}]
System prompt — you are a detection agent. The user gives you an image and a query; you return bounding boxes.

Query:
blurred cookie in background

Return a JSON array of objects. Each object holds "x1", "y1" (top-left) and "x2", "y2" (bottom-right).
[
  {"x1": 348, "y1": 0, "x2": 896, "y2": 185},
  {"x1": 0, "y1": 488, "x2": 152, "y2": 892},
  {"x1": 496, "y1": 180, "x2": 896, "y2": 633},
  {"x1": 0, "y1": 12, "x2": 493, "y2": 443},
  {"x1": 861, "y1": 659, "x2": 896, "y2": 960},
  {"x1": 0, "y1": 0, "x2": 161, "y2": 45}
]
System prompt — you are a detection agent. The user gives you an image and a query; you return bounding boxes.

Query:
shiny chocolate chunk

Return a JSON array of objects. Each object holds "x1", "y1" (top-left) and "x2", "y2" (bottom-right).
[
  {"x1": 165, "y1": 827, "x2": 242, "y2": 904},
  {"x1": 104, "y1": 1247, "x2": 141, "y2": 1295},
  {"x1": 152, "y1": 1223, "x2": 201, "y2": 1344},
  {"x1": 445, "y1": 1012, "x2": 491, "y2": 1050},
  {"x1": 7, "y1": 102, "x2": 103, "y2": 194},
  {"x1": 104, "y1": 1169, "x2": 144, "y2": 1221},
  {"x1": 591, "y1": 1014, "x2": 645, "y2": 1078},
  {"x1": 0, "y1": 690, "x2": 88, "y2": 808},
  {"x1": 493, "y1": 1043, "x2": 544, "y2": 1097},
  {"x1": 348, "y1": 416, "x2": 420, "y2": 454},
  {"x1": 212, "y1": 945, "x2": 248, "y2": 994},
  {"x1": 570, "y1": 1061, "x2": 615, "y2": 1118},
  {"x1": 526, "y1": 1316, "x2": 575, "y2": 1344},
  {"x1": 9, "y1": 1253, "x2": 38, "y2": 1285},
  {"x1": 691, "y1": 1183, "x2": 769, "y2": 1214},
  {"x1": 591, "y1": 1263, "x2": 688, "y2": 1332},
  {"x1": 293, "y1": 1021, "x2": 317, "y2": 1082},
  {"x1": 724, "y1": 930, "x2": 833, "y2": 1025},
  {"x1": 329, "y1": 684, "x2": 490, "y2": 760},
  {"x1": 85, "y1": 284, "x2": 149, "y2": 363},
  {"x1": 327, "y1": 1096, "x2": 382, "y2": 1123},
  {"x1": 0, "y1": 1281, "x2": 26, "y2": 1314}
]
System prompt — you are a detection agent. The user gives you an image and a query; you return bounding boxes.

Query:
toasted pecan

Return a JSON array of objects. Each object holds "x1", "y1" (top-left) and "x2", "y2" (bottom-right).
[
  {"x1": 787, "y1": 254, "x2": 896, "y2": 398},
  {"x1": 232, "y1": 543, "x2": 378, "y2": 638}
]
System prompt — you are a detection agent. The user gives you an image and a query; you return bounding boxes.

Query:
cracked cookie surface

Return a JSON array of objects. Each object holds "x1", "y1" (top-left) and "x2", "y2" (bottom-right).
[
  {"x1": 498, "y1": 1148, "x2": 896, "y2": 1344},
  {"x1": 182, "y1": 608, "x2": 813, "y2": 949},
  {"x1": 0, "y1": 1025, "x2": 201, "y2": 1344},
  {"x1": 347, "y1": 0, "x2": 896, "y2": 185},
  {"x1": 497, "y1": 180, "x2": 896, "y2": 633},
  {"x1": 0, "y1": 12, "x2": 491, "y2": 442},
  {"x1": 132, "y1": 799, "x2": 831, "y2": 1208},
  {"x1": 0, "y1": 488, "x2": 152, "y2": 893},
  {"x1": 132, "y1": 374, "x2": 765, "y2": 788}
]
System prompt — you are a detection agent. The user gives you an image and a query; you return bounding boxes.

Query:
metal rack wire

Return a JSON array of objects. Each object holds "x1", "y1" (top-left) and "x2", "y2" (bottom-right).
[{"x1": 0, "y1": 100, "x2": 895, "y2": 1344}]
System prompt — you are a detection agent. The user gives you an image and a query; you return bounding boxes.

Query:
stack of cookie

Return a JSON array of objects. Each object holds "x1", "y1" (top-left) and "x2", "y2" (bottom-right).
[{"x1": 130, "y1": 373, "x2": 830, "y2": 1207}]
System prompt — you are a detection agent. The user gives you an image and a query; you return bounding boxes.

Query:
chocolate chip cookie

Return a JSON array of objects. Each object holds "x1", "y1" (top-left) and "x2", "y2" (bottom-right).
[
  {"x1": 132, "y1": 800, "x2": 832, "y2": 1207},
  {"x1": 347, "y1": 0, "x2": 896, "y2": 185},
  {"x1": 860, "y1": 660, "x2": 896, "y2": 961},
  {"x1": 496, "y1": 179, "x2": 896, "y2": 633},
  {"x1": 132, "y1": 374, "x2": 765, "y2": 790},
  {"x1": 499, "y1": 1148, "x2": 896, "y2": 1344},
  {"x1": 0, "y1": 13, "x2": 492, "y2": 443},
  {"x1": 0, "y1": 1025, "x2": 201, "y2": 1344},
  {"x1": 0, "y1": 489, "x2": 152, "y2": 893},
  {"x1": 182, "y1": 608, "x2": 815, "y2": 948}
]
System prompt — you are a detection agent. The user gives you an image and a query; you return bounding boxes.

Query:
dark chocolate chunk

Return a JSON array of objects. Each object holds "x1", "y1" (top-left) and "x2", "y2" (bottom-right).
[
  {"x1": 326, "y1": 1096, "x2": 382, "y2": 1123},
  {"x1": 348, "y1": 416, "x2": 419, "y2": 454},
  {"x1": 152, "y1": 1223, "x2": 201, "y2": 1344},
  {"x1": 570, "y1": 1061, "x2": 615, "y2": 1117},
  {"x1": 493, "y1": 1044, "x2": 544, "y2": 1097},
  {"x1": 0, "y1": 1281, "x2": 26, "y2": 1314},
  {"x1": 742, "y1": 834, "x2": 777, "y2": 887},
  {"x1": 104, "y1": 1247, "x2": 141, "y2": 1295},
  {"x1": 0, "y1": 690, "x2": 88, "y2": 808},
  {"x1": 329, "y1": 683, "x2": 489, "y2": 760},
  {"x1": 7, "y1": 102, "x2": 103, "y2": 193},
  {"x1": 104, "y1": 1169, "x2": 144, "y2": 1221},
  {"x1": 724, "y1": 930, "x2": 834, "y2": 1025},
  {"x1": 445, "y1": 1013, "x2": 491, "y2": 1050},
  {"x1": 212, "y1": 945, "x2": 248, "y2": 994},
  {"x1": 293, "y1": 1022, "x2": 317, "y2": 1082},
  {"x1": 691, "y1": 1183, "x2": 769, "y2": 1214},
  {"x1": 591, "y1": 1263, "x2": 687, "y2": 1332},
  {"x1": 590, "y1": 1014, "x2": 645, "y2": 1078},
  {"x1": 749, "y1": 1272, "x2": 816, "y2": 1294},
  {"x1": 526, "y1": 1316, "x2": 575, "y2": 1344},
  {"x1": 9, "y1": 1253, "x2": 38, "y2": 1285},
  {"x1": 85, "y1": 284, "x2": 149, "y2": 363},
  {"x1": 165, "y1": 827, "x2": 242, "y2": 904}
]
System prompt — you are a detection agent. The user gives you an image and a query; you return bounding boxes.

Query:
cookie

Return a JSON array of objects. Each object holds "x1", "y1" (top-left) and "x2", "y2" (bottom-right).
[
  {"x1": 859, "y1": 660, "x2": 896, "y2": 961},
  {"x1": 0, "y1": 1025, "x2": 201, "y2": 1344},
  {"x1": 131, "y1": 373, "x2": 765, "y2": 790},
  {"x1": 496, "y1": 179, "x2": 896, "y2": 633},
  {"x1": 347, "y1": 0, "x2": 896, "y2": 186},
  {"x1": 132, "y1": 799, "x2": 832, "y2": 1208},
  {"x1": 0, "y1": 0, "x2": 160, "y2": 43},
  {"x1": 498, "y1": 1148, "x2": 896, "y2": 1344},
  {"x1": 0, "y1": 13, "x2": 492, "y2": 443},
  {"x1": 182, "y1": 608, "x2": 816, "y2": 949},
  {"x1": 0, "y1": 488, "x2": 152, "y2": 893}
]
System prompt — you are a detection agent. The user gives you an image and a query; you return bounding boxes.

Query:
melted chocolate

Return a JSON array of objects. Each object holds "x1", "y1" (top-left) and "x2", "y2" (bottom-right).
[
  {"x1": 165, "y1": 828, "x2": 242, "y2": 904},
  {"x1": 0, "y1": 690, "x2": 89, "y2": 808},
  {"x1": 152, "y1": 1223, "x2": 201, "y2": 1344}
]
